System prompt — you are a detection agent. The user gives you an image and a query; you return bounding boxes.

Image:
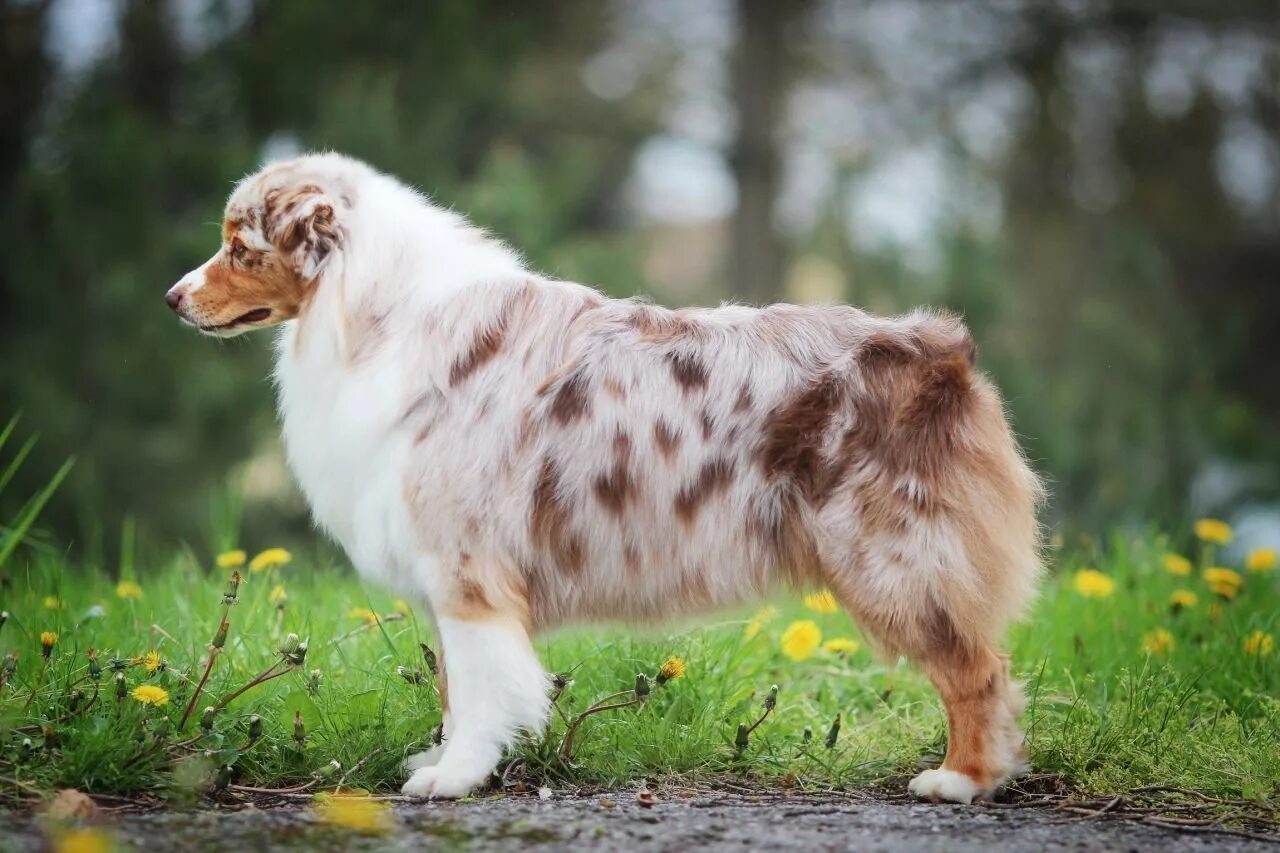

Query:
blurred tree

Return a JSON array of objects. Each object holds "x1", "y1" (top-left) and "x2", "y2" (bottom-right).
[{"x1": 0, "y1": 0, "x2": 658, "y2": 554}]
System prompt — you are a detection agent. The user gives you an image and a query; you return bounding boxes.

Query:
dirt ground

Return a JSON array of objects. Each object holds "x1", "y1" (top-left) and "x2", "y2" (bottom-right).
[{"x1": 4, "y1": 790, "x2": 1278, "y2": 852}]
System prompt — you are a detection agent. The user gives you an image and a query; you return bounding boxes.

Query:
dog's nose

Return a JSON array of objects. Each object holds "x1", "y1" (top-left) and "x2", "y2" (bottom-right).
[{"x1": 165, "y1": 288, "x2": 183, "y2": 312}]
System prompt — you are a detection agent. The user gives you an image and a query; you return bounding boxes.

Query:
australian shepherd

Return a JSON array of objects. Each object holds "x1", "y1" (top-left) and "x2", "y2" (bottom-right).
[{"x1": 166, "y1": 153, "x2": 1043, "y2": 803}]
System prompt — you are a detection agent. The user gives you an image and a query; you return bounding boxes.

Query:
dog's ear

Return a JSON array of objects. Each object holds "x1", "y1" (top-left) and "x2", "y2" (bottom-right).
[{"x1": 265, "y1": 185, "x2": 343, "y2": 281}]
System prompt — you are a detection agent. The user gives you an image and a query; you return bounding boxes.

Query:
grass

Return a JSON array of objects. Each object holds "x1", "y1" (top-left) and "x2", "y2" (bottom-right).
[{"x1": 0, "y1": 427, "x2": 1277, "y2": 812}]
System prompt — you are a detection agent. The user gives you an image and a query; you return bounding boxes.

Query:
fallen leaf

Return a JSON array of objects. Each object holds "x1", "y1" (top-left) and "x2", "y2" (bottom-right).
[{"x1": 46, "y1": 789, "x2": 99, "y2": 820}]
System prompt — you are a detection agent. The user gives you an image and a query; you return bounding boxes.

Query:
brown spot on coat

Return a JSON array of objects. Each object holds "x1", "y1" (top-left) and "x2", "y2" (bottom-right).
[
  {"x1": 733, "y1": 383, "x2": 754, "y2": 414},
  {"x1": 654, "y1": 419, "x2": 681, "y2": 460},
  {"x1": 593, "y1": 458, "x2": 635, "y2": 517},
  {"x1": 758, "y1": 374, "x2": 848, "y2": 504},
  {"x1": 674, "y1": 457, "x2": 736, "y2": 524},
  {"x1": 549, "y1": 371, "x2": 592, "y2": 425},
  {"x1": 666, "y1": 350, "x2": 709, "y2": 391},
  {"x1": 449, "y1": 308, "x2": 510, "y2": 386},
  {"x1": 530, "y1": 457, "x2": 586, "y2": 574}
]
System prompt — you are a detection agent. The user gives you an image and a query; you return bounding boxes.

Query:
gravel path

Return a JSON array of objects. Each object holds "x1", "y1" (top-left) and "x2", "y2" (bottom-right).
[{"x1": 5, "y1": 791, "x2": 1277, "y2": 852}]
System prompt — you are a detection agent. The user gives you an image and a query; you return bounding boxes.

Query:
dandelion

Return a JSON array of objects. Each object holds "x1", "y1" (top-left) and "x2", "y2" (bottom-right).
[
  {"x1": 43, "y1": 596, "x2": 62, "y2": 609},
  {"x1": 249, "y1": 547, "x2": 292, "y2": 573},
  {"x1": 744, "y1": 605, "x2": 777, "y2": 639},
  {"x1": 131, "y1": 684, "x2": 170, "y2": 706},
  {"x1": 656, "y1": 657, "x2": 686, "y2": 685},
  {"x1": 269, "y1": 584, "x2": 288, "y2": 605},
  {"x1": 314, "y1": 792, "x2": 393, "y2": 834},
  {"x1": 1161, "y1": 554, "x2": 1192, "y2": 577},
  {"x1": 1203, "y1": 567, "x2": 1244, "y2": 599},
  {"x1": 116, "y1": 580, "x2": 142, "y2": 600},
  {"x1": 347, "y1": 607, "x2": 379, "y2": 624},
  {"x1": 803, "y1": 590, "x2": 839, "y2": 614},
  {"x1": 216, "y1": 549, "x2": 246, "y2": 569},
  {"x1": 1072, "y1": 569, "x2": 1115, "y2": 599},
  {"x1": 137, "y1": 650, "x2": 162, "y2": 674},
  {"x1": 1242, "y1": 630, "x2": 1274, "y2": 657},
  {"x1": 40, "y1": 631, "x2": 58, "y2": 659},
  {"x1": 393, "y1": 598, "x2": 411, "y2": 616},
  {"x1": 780, "y1": 620, "x2": 822, "y2": 661},
  {"x1": 1169, "y1": 590, "x2": 1198, "y2": 610},
  {"x1": 1193, "y1": 518, "x2": 1232, "y2": 546},
  {"x1": 1142, "y1": 628, "x2": 1175, "y2": 655},
  {"x1": 823, "y1": 637, "x2": 860, "y2": 656},
  {"x1": 1245, "y1": 547, "x2": 1277, "y2": 574},
  {"x1": 53, "y1": 829, "x2": 112, "y2": 853}
]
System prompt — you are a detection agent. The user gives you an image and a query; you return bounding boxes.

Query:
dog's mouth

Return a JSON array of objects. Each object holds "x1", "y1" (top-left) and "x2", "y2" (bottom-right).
[{"x1": 197, "y1": 307, "x2": 273, "y2": 333}]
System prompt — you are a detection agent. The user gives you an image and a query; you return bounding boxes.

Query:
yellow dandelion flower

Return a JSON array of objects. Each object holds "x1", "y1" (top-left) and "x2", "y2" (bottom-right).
[
  {"x1": 780, "y1": 619, "x2": 822, "y2": 661},
  {"x1": 1072, "y1": 569, "x2": 1115, "y2": 599},
  {"x1": 136, "y1": 650, "x2": 162, "y2": 674},
  {"x1": 1203, "y1": 567, "x2": 1244, "y2": 599},
  {"x1": 43, "y1": 596, "x2": 62, "y2": 609},
  {"x1": 823, "y1": 637, "x2": 860, "y2": 656},
  {"x1": 40, "y1": 631, "x2": 58, "y2": 657},
  {"x1": 54, "y1": 829, "x2": 112, "y2": 853},
  {"x1": 347, "y1": 607, "x2": 379, "y2": 625},
  {"x1": 249, "y1": 547, "x2": 292, "y2": 573},
  {"x1": 1141, "y1": 628, "x2": 1175, "y2": 655},
  {"x1": 131, "y1": 684, "x2": 170, "y2": 706},
  {"x1": 314, "y1": 792, "x2": 393, "y2": 834},
  {"x1": 803, "y1": 590, "x2": 839, "y2": 614},
  {"x1": 1242, "y1": 630, "x2": 1274, "y2": 657},
  {"x1": 215, "y1": 549, "x2": 246, "y2": 569},
  {"x1": 1245, "y1": 547, "x2": 1277, "y2": 574},
  {"x1": 115, "y1": 580, "x2": 142, "y2": 600},
  {"x1": 1161, "y1": 554, "x2": 1192, "y2": 577},
  {"x1": 1169, "y1": 589, "x2": 1198, "y2": 609},
  {"x1": 393, "y1": 598, "x2": 411, "y2": 616},
  {"x1": 1193, "y1": 518, "x2": 1232, "y2": 545},
  {"x1": 744, "y1": 605, "x2": 777, "y2": 639},
  {"x1": 657, "y1": 657, "x2": 686, "y2": 684},
  {"x1": 269, "y1": 584, "x2": 288, "y2": 605}
]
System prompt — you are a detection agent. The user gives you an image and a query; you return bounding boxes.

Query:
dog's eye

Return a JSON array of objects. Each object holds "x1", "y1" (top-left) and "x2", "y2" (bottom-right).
[{"x1": 230, "y1": 240, "x2": 249, "y2": 263}]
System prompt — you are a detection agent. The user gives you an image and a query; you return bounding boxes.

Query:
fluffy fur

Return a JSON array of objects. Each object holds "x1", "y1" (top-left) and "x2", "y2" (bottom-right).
[{"x1": 166, "y1": 153, "x2": 1044, "y2": 802}]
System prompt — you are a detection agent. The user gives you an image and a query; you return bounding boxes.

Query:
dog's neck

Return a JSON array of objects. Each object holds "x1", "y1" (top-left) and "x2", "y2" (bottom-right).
[{"x1": 278, "y1": 176, "x2": 528, "y2": 370}]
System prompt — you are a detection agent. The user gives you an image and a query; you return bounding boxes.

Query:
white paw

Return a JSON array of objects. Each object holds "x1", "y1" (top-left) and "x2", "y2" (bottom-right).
[
  {"x1": 403, "y1": 745, "x2": 446, "y2": 772},
  {"x1": 400, "y1": 765, "x2": 484, "y2": 800},
  {"x1": 908, "y1": 768, "x2": 983, "y2": 804}
]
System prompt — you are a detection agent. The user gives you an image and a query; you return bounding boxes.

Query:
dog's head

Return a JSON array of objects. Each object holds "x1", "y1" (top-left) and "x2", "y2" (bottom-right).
[{"x1": 166, "y1": 158, "x2": 348, "y2": 336}]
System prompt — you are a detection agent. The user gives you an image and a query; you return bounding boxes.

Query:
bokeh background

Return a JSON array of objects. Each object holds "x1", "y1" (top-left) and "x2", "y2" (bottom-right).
[{"x1": 2, "y1": 0, "x2": 1278, "y2": 561}]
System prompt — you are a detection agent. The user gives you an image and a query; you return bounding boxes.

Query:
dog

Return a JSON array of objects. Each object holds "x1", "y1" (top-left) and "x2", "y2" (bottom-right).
[{"x1": 166, "y1": 153, "x2": 1043, "y2": 803}]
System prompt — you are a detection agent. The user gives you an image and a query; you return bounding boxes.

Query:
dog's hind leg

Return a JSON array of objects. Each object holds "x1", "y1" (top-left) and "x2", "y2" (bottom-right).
[
  {"x1": 830, "y1": 571, "x2": 1028, "y2": 804},
  {"x1": 908, "y1": 639, "x2": 1026, "y2": 803},
  {"x1": 401, "y1": 578, "x2": 549, "y2": 799}
]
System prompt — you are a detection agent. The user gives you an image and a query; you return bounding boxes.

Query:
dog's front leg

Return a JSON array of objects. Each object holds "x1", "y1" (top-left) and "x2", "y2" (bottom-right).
[{"x1": 401, "y1": 613, "x2": 548, "y2": 799}]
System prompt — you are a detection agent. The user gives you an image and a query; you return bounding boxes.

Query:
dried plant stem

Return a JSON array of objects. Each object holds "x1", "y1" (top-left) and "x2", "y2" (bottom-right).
[
  {"x1": 179, "y1": 579, "x2": 239, "y2": 730},
  {"x1": 179, "y1": 635, "x2": 222, "y2": 730},
  {"x1": 559, "y1": 689, "x2": 640, "y2": 761},
  {"x1": 743, "y1": 701, "x2": 774, "y2": 737},
  {"x1": 211, "y1": 660, "x2": 292, "y2": 713},
  {"x1": 329, "y1": 613, "x2": 405, "y2": 646}
]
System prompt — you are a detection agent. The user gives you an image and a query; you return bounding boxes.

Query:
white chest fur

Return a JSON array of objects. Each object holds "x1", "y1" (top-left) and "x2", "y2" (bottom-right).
[{"x1": 273, "y1": 323, "x2": 424, "y2": 592}]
